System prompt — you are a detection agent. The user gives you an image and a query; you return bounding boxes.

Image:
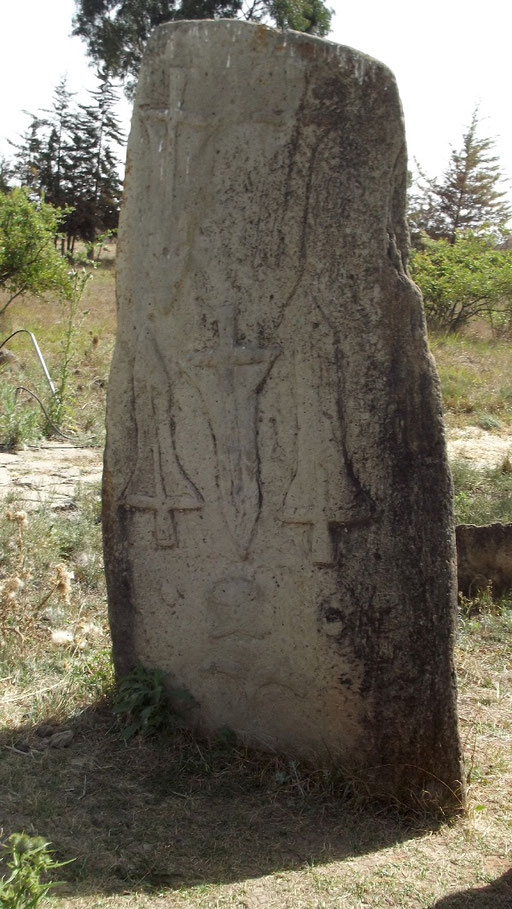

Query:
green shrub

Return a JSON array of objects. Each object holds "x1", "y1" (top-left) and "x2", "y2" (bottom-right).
[
  {"x1": 112, "y1": 664, "x2": 169, "y2": 741},
  {"x1": 0, "y1": 188, "x2": 73, "y2": 317},
  {"x1": 411, "y1": 231, "x2": 512, "y2": 333}
]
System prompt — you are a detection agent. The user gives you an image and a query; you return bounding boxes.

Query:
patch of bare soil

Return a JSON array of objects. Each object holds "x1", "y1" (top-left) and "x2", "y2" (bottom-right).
[
  {"x1": 0, "y1": 441, "x2": 102, "y2": 509},
  {"x1": 446, "y1": 426, "x2": 512, "y2": 469}
]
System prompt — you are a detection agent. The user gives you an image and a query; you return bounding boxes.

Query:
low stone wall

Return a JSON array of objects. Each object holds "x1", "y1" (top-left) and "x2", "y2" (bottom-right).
[{"x1": 456, "y1": 523, "x2": 512, "y2": 596}]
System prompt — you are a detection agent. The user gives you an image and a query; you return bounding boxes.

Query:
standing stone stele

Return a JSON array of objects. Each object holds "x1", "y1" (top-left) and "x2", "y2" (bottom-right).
[{"x1": 103, "y1": 20, "x2": 464, "y2": 808}]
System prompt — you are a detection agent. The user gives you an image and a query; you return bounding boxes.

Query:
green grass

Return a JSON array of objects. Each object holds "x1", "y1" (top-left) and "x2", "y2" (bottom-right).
[
  {"x1": 0, "y1": 382, "x2": 45, "y2": 449},
  {"x1": 429, "y1": 330, "x2": 512, "y2": 525},
  {"x1": 430, "y1": 331, "x2": 512, "y2": 430},
  {"x1": 452, "y1": 457, "x2": 512, "y2": 524},
  {"x1": 0, "y1": 257, "x2": 116, "y2": 449}
]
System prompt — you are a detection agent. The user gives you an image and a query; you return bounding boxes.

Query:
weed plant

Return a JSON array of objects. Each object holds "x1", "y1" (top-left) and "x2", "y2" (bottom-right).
[
  {"x1": 112, "y1": 665, "x2": 169, "y2": 741},
  {"x1": 0, "y1": 257, "x2": 116, "y2": 449},
  {"x1": 0, "y1": 484, "x2": 109, "y2": 730},
  {"x1": 0, "y1": 833, "x2": 71, "y2": 908},
  {"x1": 0, "y1": 384, "x2": 43, "y2": 450}
]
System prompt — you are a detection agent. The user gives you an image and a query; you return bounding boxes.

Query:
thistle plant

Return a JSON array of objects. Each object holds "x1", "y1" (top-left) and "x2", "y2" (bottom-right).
[
  {"x1": 0, "y1": 832, "x2": 72, "y2": 908},
  {"x1": 0, "y1": 509, "x2": 74, "y2": 643}
]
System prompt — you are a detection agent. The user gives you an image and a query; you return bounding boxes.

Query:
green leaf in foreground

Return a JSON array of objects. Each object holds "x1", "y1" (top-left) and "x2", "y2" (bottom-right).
[{"x1": 0, "y1": 833, "x2": 73, "y2": 908}]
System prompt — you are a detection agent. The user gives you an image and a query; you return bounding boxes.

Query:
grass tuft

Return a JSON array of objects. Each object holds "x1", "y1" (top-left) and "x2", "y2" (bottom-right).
[{"x1": 431, "y1": 331, "x2": 512, "y2": 429}]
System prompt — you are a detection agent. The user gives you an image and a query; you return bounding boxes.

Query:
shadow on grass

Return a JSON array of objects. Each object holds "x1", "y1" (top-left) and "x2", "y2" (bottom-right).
[
  {"x1": 1, "y1": 702, "x2": 446, "y2": 899},
  {"x1": 431, "y1": 869, "x2": 512, "y2": 908}
]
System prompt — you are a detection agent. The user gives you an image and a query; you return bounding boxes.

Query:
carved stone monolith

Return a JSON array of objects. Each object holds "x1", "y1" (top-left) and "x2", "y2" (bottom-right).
[{"x1": 103, "y1": 20, "x2": 464, "y2": 807}]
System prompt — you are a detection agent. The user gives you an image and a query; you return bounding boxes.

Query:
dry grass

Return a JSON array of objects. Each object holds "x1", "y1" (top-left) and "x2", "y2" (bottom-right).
[
  {"x1": 0, "y1": 275, "x2": 511, "y2": 907},
  {"x1": 0, "y1": 251, "x2": 117, "y2": 448},
  {"x1": 431, "y1": 331, "x2": 512, "y2": 432},
  {"x1": 0, "y1": 513, "x2": 510, "y2": 906}
]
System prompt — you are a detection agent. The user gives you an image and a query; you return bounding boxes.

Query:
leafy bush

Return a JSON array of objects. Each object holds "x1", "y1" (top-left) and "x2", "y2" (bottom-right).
[
  {"x1": 410, "y1": 231, "x2": 512, "y2": 333},
  {"x1": 112, "y1": 664, "x2": 169, "y2": 741},
  {"x1": 0, "y1": 188, "x2": 73, "y2": 316},
  {"x1": 112, "y1": 664, "x2": 198, "y2": 741}
]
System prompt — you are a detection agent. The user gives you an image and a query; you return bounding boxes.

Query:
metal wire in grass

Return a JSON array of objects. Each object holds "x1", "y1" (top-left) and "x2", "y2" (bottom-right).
[
  {"x1": 14, "y1": 386, "x2": 77, "y2": 441},
  {"x1": 0, "y1": 329, "x2": 56, "y2": 396},
  {"x1": 1, "y1": 330, "x2": 95, "y2": 445}
]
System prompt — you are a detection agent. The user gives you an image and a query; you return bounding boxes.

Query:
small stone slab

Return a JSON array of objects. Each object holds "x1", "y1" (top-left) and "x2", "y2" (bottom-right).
[{"x1": 457, "y1": 522, "x2": 512, "y2": 595}]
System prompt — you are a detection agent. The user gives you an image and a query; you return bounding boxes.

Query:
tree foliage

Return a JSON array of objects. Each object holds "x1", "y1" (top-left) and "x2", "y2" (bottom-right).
[
  {"x1": 0, "y1": 157, "x2": 12, "y2": 194},
  {"x1": 66, "y1": 70, "x2": 124, "y2": 249},
  {"x1": 72, "y1": 0, "x2": 332, "y2": 96},
  {"x1": 8, "y1": 74, "x2": 123, "y2": 255},
  {"x1": 410, "y1": 231, "x2": 512, "y2": 333},
  {"x1": 0, "y1": 188, "x2": 73, "y2": 314},
  {"x1": 409, "y1": 111, "x2": 511, "y2": 247},
  {"x1": 260, "y1": 0, "x2": 331, "y2": 32}
]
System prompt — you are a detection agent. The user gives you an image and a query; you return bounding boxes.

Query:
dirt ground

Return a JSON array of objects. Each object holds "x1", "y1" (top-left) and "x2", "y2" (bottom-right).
[
  {"x1": 446, "y1": 427, "x2": 512, "y2": 469},
  {"x1": 0, "y1": 441, "x2": 103, "y2": 509}
]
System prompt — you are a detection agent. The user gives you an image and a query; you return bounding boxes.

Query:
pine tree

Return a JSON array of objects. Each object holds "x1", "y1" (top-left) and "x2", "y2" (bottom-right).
[
  {"x1": 409, "y1": 111, "x2": 511, "y2": 246},
  {"x1": 0, "y1": 157, "x2": 12, "y2": 194},
  {"x1": 66, "y1": 69, "x2": 124, "y2": 255},
  {"x1": 39, "y1": 79, "x2": 76, "y2": 212},
  {"x1": 8, "y1": 73, "x2": 124, "y2": 256},
  {"x1": 8, "y1": 116, "x2": 46, "y2": 194},
  {"x1": 9, "y1": 81, "x2": 76, "y2": 249}
]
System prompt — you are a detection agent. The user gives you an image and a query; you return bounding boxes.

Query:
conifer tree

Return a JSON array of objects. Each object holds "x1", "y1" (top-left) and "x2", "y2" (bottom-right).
[
  {"x1": 66, "y1": 69, "x2": 124, "y2": 255},
  {"x1": 39, "y1": 79, "x2": 76, "y2": 212},
  {"x1": 8, "y1": 73, "x2": 124, "y2": 255},
  {"x1": 8, "y1": 117, "x2": 45, "y2": 194},
  {"x1": 0, "y1": 157, "x2": 12, "y2": 194},
  {"x1": 9, "y1": 81, "x2": 77, "y2": 249},
  {"x1": 409, "y1": 111, "x2": 511, "y2": 246}
]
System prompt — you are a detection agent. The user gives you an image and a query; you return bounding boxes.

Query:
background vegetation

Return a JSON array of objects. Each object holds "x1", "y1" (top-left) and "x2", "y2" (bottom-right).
[
  {"x1": 7, "y1": 73, "x2": 123, "y2": 258},
  {"x1": 408, "y1": 111, "x2": 512, "y2": 334}
]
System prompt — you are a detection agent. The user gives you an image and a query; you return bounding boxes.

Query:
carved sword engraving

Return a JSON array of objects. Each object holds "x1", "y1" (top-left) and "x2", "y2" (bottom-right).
[
  {"x1": 181, "y1": 304, "x2": 279, "y2": 558},
  {"x1": 281, "y1": 312, "x2": 370, "y2": 566},
  {"x1": 123, "y1": 330, "x2": 203, "y2": 547}
]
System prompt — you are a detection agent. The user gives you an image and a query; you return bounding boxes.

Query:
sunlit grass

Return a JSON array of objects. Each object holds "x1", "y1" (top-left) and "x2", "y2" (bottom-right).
[{"x1": 431, "y1": 331, "x2": 512, "y2": 429}]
